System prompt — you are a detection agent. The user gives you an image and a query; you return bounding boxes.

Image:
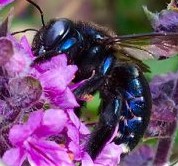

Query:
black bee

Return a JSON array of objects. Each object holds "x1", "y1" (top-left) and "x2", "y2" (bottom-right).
[{"x1": 14, "y1": 0, "x2": 178, "y2": 160}]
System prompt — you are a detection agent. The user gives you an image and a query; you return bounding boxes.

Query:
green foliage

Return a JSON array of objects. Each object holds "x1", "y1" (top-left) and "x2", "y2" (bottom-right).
[{"x1": 145, "y1": 56, "x2": 178, "y2": 80}]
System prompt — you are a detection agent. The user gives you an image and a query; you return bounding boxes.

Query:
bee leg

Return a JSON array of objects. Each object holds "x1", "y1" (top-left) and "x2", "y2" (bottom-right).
[
  {"x1": 85, "y1": 94, "x2": 122, "y2": 159},
  {"x1": 73, "y1": 74, "x2": 104, "y2": 99},
  {"x1": 73, "y1": 55, "x2": 115, "y2": 99},
  {"x1": 73, "y1": 73, "x2": 105, "y2": 117}
]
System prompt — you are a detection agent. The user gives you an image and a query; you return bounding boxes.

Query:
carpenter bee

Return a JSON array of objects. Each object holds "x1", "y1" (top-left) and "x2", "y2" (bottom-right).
[{"x1": 13, "y1": 0, "x2": 178, "y2": 160}]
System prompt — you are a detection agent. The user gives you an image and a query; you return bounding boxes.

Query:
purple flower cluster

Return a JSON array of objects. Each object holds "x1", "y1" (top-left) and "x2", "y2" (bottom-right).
[
  {"x1": 143, "y1": 3, "x2": 178, "y2": 59},
  {"x1": 0, "y1": 8, "x2": 123, "y2": 166},
  {"x1": 147, "y1": 73, "x2": 178, "y2": 138},
  {"x1": 143, "y1": 6, "x2": 178, "y2": 33},
  {"x1": 3, "y1": 109, "x2": 86, "y2": 166}
]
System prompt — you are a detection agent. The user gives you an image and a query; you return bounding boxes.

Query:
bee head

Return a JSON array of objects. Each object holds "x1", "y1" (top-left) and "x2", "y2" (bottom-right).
[{"x1": 32, "y1": 18, "x2": 74, "y2": 57}]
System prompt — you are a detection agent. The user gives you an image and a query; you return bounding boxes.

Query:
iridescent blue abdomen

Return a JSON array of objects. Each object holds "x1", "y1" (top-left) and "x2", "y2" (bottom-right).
[{"x1": 110, "y1": 64, "x2": 152, "y2": 149}]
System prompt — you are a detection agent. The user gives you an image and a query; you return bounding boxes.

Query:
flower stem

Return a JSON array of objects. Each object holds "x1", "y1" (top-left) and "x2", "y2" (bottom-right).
[{"x1": 153, "y1": 120, "x2": 177, "y2": 165}]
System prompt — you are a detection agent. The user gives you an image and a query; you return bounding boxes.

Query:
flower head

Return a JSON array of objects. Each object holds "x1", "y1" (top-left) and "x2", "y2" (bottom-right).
[
  {"x1": 143, "y1": 4, "x2": 178, "y2": 59},
  {"x1": 143, "y1": 6, "x2": 178, "y2": 33},
  {"x1": 3, "y1": 109, "x2": 88, "y2": 166},
  {"x1": 143, "y1": 0, "x2": 178, "y2": 33},
  {"x1": 32, "y1": 54, "x2": 79, "y2": 109},
  {"x1": 145, "y1": 72, "x2": 178, "y2": 139}
]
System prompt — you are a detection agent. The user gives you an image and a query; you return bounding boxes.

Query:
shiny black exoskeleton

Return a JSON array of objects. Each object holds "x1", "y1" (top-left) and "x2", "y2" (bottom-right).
[{"x1": 32, "y1": 18, "x2": 152, "y2": 159}]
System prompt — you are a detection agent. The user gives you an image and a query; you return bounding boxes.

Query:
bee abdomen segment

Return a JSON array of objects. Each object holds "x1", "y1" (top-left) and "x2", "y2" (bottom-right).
[{"x1": 111, "y1": 64, "x2": 152, "y2": 150}]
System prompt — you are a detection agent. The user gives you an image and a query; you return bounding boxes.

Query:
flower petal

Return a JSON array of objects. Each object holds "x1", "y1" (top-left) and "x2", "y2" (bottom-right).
[
  {"x1": 35, "y1": 109, "x2": 68, "y2": 138},
  {"x1": 67, "y1": 124, "x2": 79, "y2": 143},
  {"x1": 81, "y1": 153, "x2": 94, "y2": 166},
  {"x1": 67, "y1": 123, "x2": 82, "y2": 160},
  {"x1": 94, "y1": 143, "x2": 123, "y2": 166},
  {"x1": 68, "y1": 141, "x2": 82, "y2": 161},
  {"x1": 34, "y1": 54, "x2": 68, "y2": 73},
  {"x1": 40, "y1": 68, "x2": 68, "y2": 93},
  {"x1": 68, "y1": 109, "x2": 90, "y2": 135},
  {"x1": 20, "y1": 36, "x2": 34, "y2": 59},
  {"x1": 9, "y1": 111, "x2": 43, "y2": 145},
  {"x1": 27, "y1": 139, "x2": 73, "y2": 166},
  {"x1": 2, "y1": 148, "x2": 26, "y2": 166},
  {"x1": 62, "y1": 65, "x2": 78, "y2": 85},
  {"x1": 52, "y1": 88, "x2": 79, "y2": 108}
]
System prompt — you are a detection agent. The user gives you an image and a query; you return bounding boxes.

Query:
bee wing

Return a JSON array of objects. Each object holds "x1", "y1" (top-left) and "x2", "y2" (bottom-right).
[
  {"x1": 107, "y1": 32, "x2": 178, "y2": 60},
  {"x1": 115, "y1": 49, "x2": 151, "y2": 72}
]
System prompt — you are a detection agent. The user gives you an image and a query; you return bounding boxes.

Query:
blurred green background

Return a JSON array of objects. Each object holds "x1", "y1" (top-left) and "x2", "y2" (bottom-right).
[{"x1": 1, "y1": 0, "x2": 178, "y2": 163}]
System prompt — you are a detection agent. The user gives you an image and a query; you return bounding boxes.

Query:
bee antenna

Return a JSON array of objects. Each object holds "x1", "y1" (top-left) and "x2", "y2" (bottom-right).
[
  {"x1": 11, "y1": 28, "x2": 38, "y2": 35},
  {"x1": 25, "y1": 0, "x2": 45, "y2": 27}
]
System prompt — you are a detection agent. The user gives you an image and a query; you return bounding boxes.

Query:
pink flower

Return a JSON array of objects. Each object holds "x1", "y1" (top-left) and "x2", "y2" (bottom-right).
[
  {"x1": 0, "y1": 0, "x2": 14, "y2": 8},
  {"x1": 2, "y1": 109, "x2": 89, "y2": 166},
  {"x1": 82, "y1": 143, "x2": 123, "y2": 166},
  {"x1": 33, "y1": 55, "x2": 79, "y2": 109}
]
